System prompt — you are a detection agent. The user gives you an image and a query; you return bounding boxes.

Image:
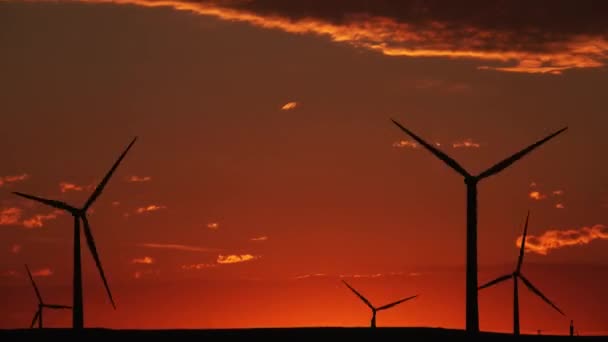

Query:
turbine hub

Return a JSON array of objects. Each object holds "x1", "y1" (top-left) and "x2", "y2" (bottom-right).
[{"x1": 464, "y1": 176, "x2": 478, "y2": 185}]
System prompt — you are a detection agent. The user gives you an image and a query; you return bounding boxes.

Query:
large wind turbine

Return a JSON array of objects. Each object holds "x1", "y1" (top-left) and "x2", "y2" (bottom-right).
[
  {"x1": 25, "y1": 264, "x2": 72, "y2": 329},
  {"x1": 13, "y1": 137, "x2": 137, "y2": 329},
  {"x1": 342, "y1": 280, "x2": 417, "y2": 328},
  {"x1": 478, "y1": 211, "x2": 565, "y2": 335},
  {"x1": 391, "y1": 119, "x2": 567, "y2": 334}
]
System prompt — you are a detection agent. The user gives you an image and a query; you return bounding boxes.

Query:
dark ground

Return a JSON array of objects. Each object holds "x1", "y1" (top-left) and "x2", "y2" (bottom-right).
[{"x1": 0, "y1": 328, "x2": 605, "y2": 341}]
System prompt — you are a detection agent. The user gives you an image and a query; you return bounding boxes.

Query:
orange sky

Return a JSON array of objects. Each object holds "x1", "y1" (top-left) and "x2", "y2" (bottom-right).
[{"x1": 1, "y1": 0, "x2": 607, "y2": 335}]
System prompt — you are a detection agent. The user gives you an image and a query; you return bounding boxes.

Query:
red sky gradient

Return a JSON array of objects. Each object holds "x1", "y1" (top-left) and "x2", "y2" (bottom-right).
[{"x1": 1, "y1": 0, "x2": 607, "y2": 335}]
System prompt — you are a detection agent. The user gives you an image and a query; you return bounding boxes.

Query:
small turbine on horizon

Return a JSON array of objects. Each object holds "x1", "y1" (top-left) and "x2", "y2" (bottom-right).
[
  {"x1": 25, "y1": 264, "x2": 72, "y2": 329},
  {"x1": 478, "y1": 211, "x2": 565, "y2": 335},
  {"x1": 342, "y1": 280, "x2": 417, "y2": 328},
  {"x1": 13, "y1": 137, "x2": 137, "y2": 329},
  {"x1": 391, "y1": 118, "x2": 567, "y2": 335}
]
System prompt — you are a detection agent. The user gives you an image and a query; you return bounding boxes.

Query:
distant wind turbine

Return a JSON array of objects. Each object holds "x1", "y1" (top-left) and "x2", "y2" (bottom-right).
[
  {"x1": 478, "y1": 211, "x2": 565, "y2": 335},
  {"x1": 391, "y1": 118, "x2": 567, "y2": 334},
  {"x1": 342, "y1": 280, "x2": 417, "y2": 328},
  {"x1": 25, "y1": 264, "x2": 72, "y2": 329},
  {"x1": 13, "y1": 137, "x2": 137, "y2": 329}
]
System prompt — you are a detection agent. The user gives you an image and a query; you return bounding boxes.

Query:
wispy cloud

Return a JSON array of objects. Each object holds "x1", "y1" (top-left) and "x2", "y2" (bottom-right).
[
  {"x1": 281, "y1": 101, "x2": 298, "y2": 111},
  {"x1": 250, "y1": 236, "x2": 268, "y2": 241},
  {"x1": 135, "y1": 205, "x2": 167, "y2": 214},
  {"x1": 206, "y1": 222, "x2": 219, "y2": 230},
  {"x1": 181, "y1": 263, "x2": 217, "y2": 270},
  {"x1": 217, "y1": 254, "x2": 258, "y2": 264},
  {"x1": 10, "y1": 244, "x2": 21, "y2": 254},
  {"x1": 392, "y1": 140, "x2": 419, "y2": 149},
  {"x1": 529, "y1": 191, "x2": 547, "y2": 200},
  {"x1": 59, "y1": 182, "x2": 85, "y2": 193},
  {"x1": 552, "y1": 190, "x2": 565, "y2": 196},
  {"x1": 128, "y1": 175, "x2": 152, "y2": 183},
  {"x1": 131, "y1": 256, "x2": 154, "y2": 264},
  {"x1": 339, "y1": 273, "x2": 383, "y2": 279},
  {"x1": 0, "y1": 174, "x2": 29, "y2": 187},
  {"x1": 294, "y1": 271, "x2": 421, "y2": 280},
  {"x1": 32, "y1": 268, "x2": 53, "y2": 277},
  {"x1": 22, "y1": 210, "x2": 63, "y2": 229},
  {"x1": 516, "y1": 224, "x2": 608, "y2": 255},
  {"x1": 294, "y1": 273, "x2": 328, "y2": 280},
  {"x1": 555, "y1": 203, "x2": 565, "y2": 209},
  {"x1": 0, "y1": 207, "x2": 22, "y2": 226},
  {"x1": 452, "y1": 139, "x2": 481, "y2": 148},
  {"x1": 138, "y1": 243, "x2": 219, "y2": 252}
]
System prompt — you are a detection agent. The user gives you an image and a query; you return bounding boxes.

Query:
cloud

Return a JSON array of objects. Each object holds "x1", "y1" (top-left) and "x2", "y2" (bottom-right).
[
  {"x1": 128, "y1": 175, "x2": 152, "y2": 182},
  {"x1": 294, "y1": 273, "x2": 328, "y2": 280},
  {"x1": 59, "y1": 182, "x2": 85, "y2": 192},
  {"x1": 32, "y1": 268, "x2": 53, "y2": 277},
  {"x1": 10, "y1": 244, "x2": 21, "y2": 254},
  {"x1": 181, "y1": 263, "x2": 217, "y2": 270},
  {"x1": 392, "y1": 140, "x2": 418, "y2": 149},
  {"x1": 340, "y1": 273, "x2": 383, "y2": 278},
  {"x1": 250, "y1": 236, "x2": 268, "y2": 241},
  {"x1": 0, "y1": 174, "x2": 29, "y2": 187},
  {"x1": 22, "y1": 210, "x2": 63, "y2": 229},
  {"x1": 555, "y1": 203, "x2": 565, "y2": 209},
  {"x1": 132, "y1": 256, "x2": 154, "y2": 264},
  {"x1": 452, "y1": 139, "x2": 481, "y2": 148},
  {"x1": 516, "y1": 224, "x2": 608, "y2": 255},
  {"x1": 0, "y1": 207, "x2": 23, "y2": 226},
  {"x1": 59, "y1": 0, "x2": 608, "y2": 75},
  {"x1": 207, "y1": 222, "x2": 219, "y2": 230},
  {"x1": 552, "y1": 190, "x2": 565, "y2": 196},
  {"x1": 217, "y1": 254, "x2": 257, "y2": 264},
  {"x1": 135, "y1": 205, "x2": 167, "y2": 214},
  {"x1": 281, "y1": 101, "x2": 298, "y2": 111},
  {"x1": 529, "y1": 191, "x2": 547, "y2": 200},
  {"x1": 138, "y1": 243, "x2": 219, "y2": 252},
  {"x1": 294, "y1": 271, "x2": 421, "y2": 280}
]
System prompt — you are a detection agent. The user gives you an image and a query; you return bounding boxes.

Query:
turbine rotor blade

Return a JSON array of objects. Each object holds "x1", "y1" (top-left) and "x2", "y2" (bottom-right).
[
  {"x1": 377, "y1": 294, "x2": 418, "y2": 311},
  {"x1": 81, "y1": 215, "x2": 116, "y2": 309},
  {"x1": 43, "y1": 304, "x2": 72, "y2": 309},
  {"x1": 30, "y1": 310, "x2": 40, "y2": 329},
  {"x1": 25, "y1": 264, "x2": 43, "y2": 304},
  {"x1": 83, "y1": 137, "x2": 137, "y2": 211},
  {"x1": 477, "y1": 127, "x2": 568, "y2": 180},
  {"x1": 478, "y1": 274, "x2": 511, "y2": 290},
  {"x1": 12, "y1": 192, "x2": 74, "y2": 212},
  {"x1": 516, "y1": 211, "x2": 531, "y2": 273},
  {"x1": 391, "y1": 119, "x2": 470, "y2": 178},
  {"x1": 342, "y1": 280, "x2": 374, "y2": 309},
  {"x1": 519, "y1": 274, "x2": 565, "y2": 316}
]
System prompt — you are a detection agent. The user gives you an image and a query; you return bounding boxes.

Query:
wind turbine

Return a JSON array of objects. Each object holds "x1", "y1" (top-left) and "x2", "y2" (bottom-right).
[
  {"x1": 25, "y1": 264, "x2": 72, "y2": 329},
  {"x1": 391, "y1": 119, "x2": 567, "y2": 334},
  {"x1": 342, "y1": 280, "x2": 417, "y2": 328},
  {"x1": 13, "y1": 137, "x2": 137, "y2": 329},
  {"x1": 478, "y1": 211, "x2": 565, "y2": 335}
]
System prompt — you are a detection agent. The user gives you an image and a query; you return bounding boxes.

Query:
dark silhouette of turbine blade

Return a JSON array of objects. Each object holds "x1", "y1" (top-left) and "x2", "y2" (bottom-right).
[
  {"x1": 30, "y1": 310, "x2": 40, "y2": 329},
  {"x1": 12, "y1": 192, "x2": 73, "y2": 212},
  {"x1": 342, "y1": 280, "x2": 374, "y2": 309},
  {"x1": 82, "y1": 215, "x2": 116, "y2": 309},
  {"x1": 44, "y1": 304, "x2": 72, "y2": 309},
  {"x1": 25, "y1": 264, "x2": 43, "y2": 304},
  {"x1": 391, "y1": 119, "x2": 470, "y2": 177},
  {"x1": 516, "y1": 211, "x2": 530, "y2": 273},
  {"x1": 377, "y1": 294, "x2": 418, "y2": 311},
  {"x1": 83, "y1": 137, "x2": 137, "y2": 211},
  {"x1": 477, "y1": 127, "x2": 568, "y2": 180},
  {"x1": 478, "y1": 274, "x2": 511, "y2": 290},
  {"x1": 519, "y1": 274, "x2": 565, "y2": 316}
]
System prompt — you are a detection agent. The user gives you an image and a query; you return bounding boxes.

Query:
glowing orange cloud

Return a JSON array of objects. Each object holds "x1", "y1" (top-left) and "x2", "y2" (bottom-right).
[
  {"x1": 181, "y1": 263, "x2": 217, "y2": 270},
  {"x1": 452, "y1": 139, "x2": 481, "y2": 148},
  {"x1": 553, "y1": 190, "x2": 565, "y2": 196},
  {"x1": 250, "y1": 236, "x2": 268, "y2": 241},
  {"x1": 529, "y1": 191, "x2": 547, "y2": 200},
  {"x1": 0, "y1": 174, "x2": 29, "y2": 187},
  {"x1": 22, "y1": 210, "x2": 63, "y2": 229},
  {"x1": 128, "y1": 175, "x2": 152, "y2": 182},
  {"x1": 555, "y1": 203, "x2": 565, "y2": 209},
  {"x1": 38, "y1": 0, "x2": 608, "y2": 75},
  {"x1": 281, "y1": 101, "x2": 298, "y2": 111},
  {"x1": 132, "y1": 256, "x2": 154, "y2": 264},
  {"x1": 59, "y1": 182, "x2": 84, "y2": 192},
  {"x1": 138, "y1": 242, "x2": 219, "y2": 252},
  {"x1": 31, "y1": 268, "x2": 53, "y2": 277},
  {"x1": 136, "y1": 205, "x2": 167, "y2": 214},
  {"x1": 11, "y1": 244, "x2": 21, "y2": 254},
  {"x1": 516, "y1": 224, "x2": 608, "y2": 255},
  {"x1": 0, "y1": 207, "x2": 22, "y2": 225},
  {"x1": 206, "y1": 222, "x2": 219, "y2": 230},
  {"x1": 217, "y1": 254, "x2": 257, "y2": 264},
  {"x1": 392, "y1": 140, "x2": 418, "y2": 149}
]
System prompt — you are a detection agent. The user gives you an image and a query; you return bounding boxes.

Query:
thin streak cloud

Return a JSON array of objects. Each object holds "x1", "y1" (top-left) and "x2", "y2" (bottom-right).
[{"x1": 138, "y1": 243, "x2": 220, "y2": 252}]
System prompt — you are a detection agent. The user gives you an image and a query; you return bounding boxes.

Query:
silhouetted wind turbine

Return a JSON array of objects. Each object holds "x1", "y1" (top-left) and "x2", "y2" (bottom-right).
[
  {"x1": 342, "y1": 280, "x2": 417, "y2": 328},
  {"x1": 478, "y1": 211, "x2": 565, "y2": 335},
  {"x1": 13, "y1": 137, "x2": 137, "y2": 329},
  {"x1": 25, "y1": 264, "x2": 72, "y2": 329},
  {"x1": 391, "y1": 119, "x2": 567, "y2": 334}
]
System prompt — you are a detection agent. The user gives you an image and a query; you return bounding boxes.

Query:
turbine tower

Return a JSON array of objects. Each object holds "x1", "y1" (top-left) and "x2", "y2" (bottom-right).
[
  {"x1": 25, "y1": 264, "x2": 72, "y2": 329},
  {"x1": 13, "y1": 137, "x2": 137, "y2": 329},
  {"x1": 342, "y1": 280, "x2": 417, "y2": 328},
  {"x1": 478, "y1": 211, "x2": 565, "y2": 335},
  {"x1": 391, "y1": 119, "x2": 566, "y2": 334}
]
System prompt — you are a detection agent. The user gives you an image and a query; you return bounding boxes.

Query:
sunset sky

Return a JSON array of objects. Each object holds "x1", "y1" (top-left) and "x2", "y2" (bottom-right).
[{"x1": 1, "y1": 0, "x2": 607, "y2": 335}]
